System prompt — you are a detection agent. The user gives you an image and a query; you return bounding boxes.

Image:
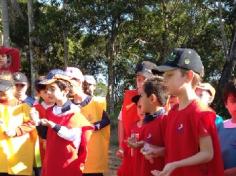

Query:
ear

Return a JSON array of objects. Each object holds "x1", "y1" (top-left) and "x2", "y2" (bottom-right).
[
  {"x1": 185, "y1": 70, "x2": 194, "y2": 82},
  {"x1": 150, "y1": 94, "x2": 157, "y2": 104}
]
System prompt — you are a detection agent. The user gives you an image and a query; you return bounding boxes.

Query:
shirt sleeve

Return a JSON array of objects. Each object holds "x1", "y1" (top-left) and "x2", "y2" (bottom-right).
[{"x1": 93, "y1": 110, "x2": 110, "y2": 130}]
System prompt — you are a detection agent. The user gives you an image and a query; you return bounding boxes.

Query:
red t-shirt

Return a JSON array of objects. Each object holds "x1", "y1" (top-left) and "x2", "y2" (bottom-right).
[
  {"x1": 138, "y1": 116, "x2": 165, "y2": 176},
  {"x1": 163, "y1": 100, "x2": 224, "y2": 176},
  {"x1": 118, "y1": 89, "x2": 139, "y2": 176}
]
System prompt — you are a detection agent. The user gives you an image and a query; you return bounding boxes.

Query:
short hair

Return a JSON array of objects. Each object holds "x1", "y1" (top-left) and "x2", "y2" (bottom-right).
[
  {"x1": 143, "y1": 76, "x2": 167, "y2": 106},
  {"x1": 179, "y1": 69, "x2": 201, "y2": 88},
  {"x1": 35, "y1": 76, "x2": 46, "y2": 92},
  {"x1": 223, "y1": 79, "x2": 236, "y2": 103}
]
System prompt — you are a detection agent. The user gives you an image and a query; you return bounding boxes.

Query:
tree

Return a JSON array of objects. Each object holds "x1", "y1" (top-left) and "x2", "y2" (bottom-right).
[{"x1": 1, "y1": 0, "x2": 10, "y2": 46}]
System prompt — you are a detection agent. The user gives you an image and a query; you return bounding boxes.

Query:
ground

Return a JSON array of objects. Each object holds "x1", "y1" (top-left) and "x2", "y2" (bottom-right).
[{"x1": 106, "y1": 145, "x2": 120, "y2": 176}]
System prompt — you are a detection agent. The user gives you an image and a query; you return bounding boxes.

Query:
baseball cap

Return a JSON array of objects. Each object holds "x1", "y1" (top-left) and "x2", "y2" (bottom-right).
[
  {"x1": 0, "y1": 79, "x2": 14, "y2": 92},
  {"x1": 84, "y1": 75, "x2": 96, "y2": 85},
  {"x1": 156, "y1": 48, "x2": 204, "y2": 76},
  {"x1": 65, "y1": 67, "x2": 84, "y2": 82},
  {"x1": 135, "y1": 61, "x2": 159, "y2": 78},
  {"x1": 197, "y1": 83, "x2": 216, "y2": 97},
  {"x1": 13, "y1": 72, "x2": 28, "y2": 84},
  {"x1": 40, "y1": 69, "x2": 70, "y2": 85}
]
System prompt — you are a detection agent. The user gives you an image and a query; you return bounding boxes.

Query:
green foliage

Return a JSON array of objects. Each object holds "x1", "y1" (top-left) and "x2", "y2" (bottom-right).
[{"x1": 3, "y1": 0, "x2": 236, "y2": 114}]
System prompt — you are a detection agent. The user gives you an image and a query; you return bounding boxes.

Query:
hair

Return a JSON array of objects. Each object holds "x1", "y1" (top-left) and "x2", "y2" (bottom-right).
[
  {"x1": 54, "y1": 79, "x2": 72, "y2": 93},
  {"x1": 179, "y1": 69, "x2": 201, "y2": 88},
  {"x1": 35, "y1": 76, "x2": 46, "y2": 92},
  {"x1": 223, "y1": 79, "x2": 236, "y2": 103},
  {"x1": 143, "y1": 76, "x2": 167, "y2": 106}
]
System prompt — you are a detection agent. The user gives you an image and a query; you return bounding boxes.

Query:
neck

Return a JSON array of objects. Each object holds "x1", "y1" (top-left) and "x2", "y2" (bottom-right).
[
  {"x1": 177, "y1": 87, "x2": 197, "y2": 110},
  {"x1": 73, "y1": 92, "x2": 88, "y2": 104},
  {"x1": 149, "y1": 106, "x2": 163, "y2": 114}
]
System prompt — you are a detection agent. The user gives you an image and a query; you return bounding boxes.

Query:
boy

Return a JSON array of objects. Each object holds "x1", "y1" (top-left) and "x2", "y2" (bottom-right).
[
  {"x1": 30, "y1": 69, "x2": 93, "y2": 176},
  {"x1": 65, "y1": 67, "x2": 110, "y2": 176},
  {"x1": 83, "y1": 75, "x2": 97, "y2": 96},
  {"x1": 117, "y1": 61, "x2": 159, "y2": 176},
  {"x1": 195, "y1": 82, "x2": 223, "y2": 125},
  {"x1": 149, "y1": 48, "x2": 224, "y2": 176},
  {"x1": 217, "y1": 79, "x2": 236, "y2": 175},
  {"x1": 128, "y1": 76, "x2": 167, "y2": 176},
  {"x1": 0, "y1": 72, "x2": 37, "y2": 175}
]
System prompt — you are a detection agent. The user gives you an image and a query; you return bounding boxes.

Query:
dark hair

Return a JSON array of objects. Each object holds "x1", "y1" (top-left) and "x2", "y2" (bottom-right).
[
  {"x1": 35, "y1": 76, "x2": 46, "y2": 92},
  {"x1": 143, "y1": 76, "x2": 167, "y2": 106},
  {"x1": 54, "y1": 80, "x2": 71, "y2": 92},
  {"x1": 223, "y1": 79, "x2": 236, "y2": 103}
]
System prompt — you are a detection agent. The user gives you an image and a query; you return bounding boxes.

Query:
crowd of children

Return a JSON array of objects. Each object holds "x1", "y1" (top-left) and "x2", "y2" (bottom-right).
[{"x1": 0, "y1": 45, "x2": 236, "y2": 176}]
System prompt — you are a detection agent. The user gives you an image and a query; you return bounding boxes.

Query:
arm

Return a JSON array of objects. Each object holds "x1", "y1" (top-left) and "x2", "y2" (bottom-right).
[
  {"x1": 156, "y1": 135, "x2": 213, "y2": 176},
  {"x1": 93, "y1": 111, "x2": 110, "y2": 130},
  {"x1": 41, "y1": 119, "x2": 82, "y2": 141},
  {"x1": 224, "y1": 167, "x2": 236, "y2": 176}
]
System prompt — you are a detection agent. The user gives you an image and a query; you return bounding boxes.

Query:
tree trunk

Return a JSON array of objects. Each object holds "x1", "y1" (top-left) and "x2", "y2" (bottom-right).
[
  {"x1": 217, "y1": 29, "x2": 236, "y2": 104},
  {"x1": 1, "y1": 0, "x2": 10, "y2": 46},
  {"x1": 63, "y1": 0, "x2": 68, "y2": 68},
  {"x1": 27, "y1": 0, "x2": 35, "y2": 96}
]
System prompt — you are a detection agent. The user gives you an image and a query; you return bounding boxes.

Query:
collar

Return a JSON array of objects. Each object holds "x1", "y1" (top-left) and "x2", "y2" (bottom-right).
[
  {"x1": 143, "y1": 108, "x2": 165, "y2": 124},
  {"x1": 53, "y1": 100, "x2": 74, "y2": 115},
  {"x1": 73, "y1": 96, "x2": 92, "y2": 107}
]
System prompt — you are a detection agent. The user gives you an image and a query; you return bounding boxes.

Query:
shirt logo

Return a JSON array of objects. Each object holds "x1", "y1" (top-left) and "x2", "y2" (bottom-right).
[{"x1": 177, "y1": 123, "x2": 184, "y2": 131}]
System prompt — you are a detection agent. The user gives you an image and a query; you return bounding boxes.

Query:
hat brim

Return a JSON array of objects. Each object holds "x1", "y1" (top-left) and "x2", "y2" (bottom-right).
[
  {"x1": 156, "y1": 65, "x2": 177, "y2": 72},
  {"x1": 40, "y1": 74, "x2": 72, "y2": 85},
  {"x1": 136, "y1": 71, "x2": 153, "y2": 78},
  {"x1": 14, "y1": 81, "x2": 27, "y2": 85},
  {"x1": 0, "y1": 84, "x2": 11, "y2": 92}
]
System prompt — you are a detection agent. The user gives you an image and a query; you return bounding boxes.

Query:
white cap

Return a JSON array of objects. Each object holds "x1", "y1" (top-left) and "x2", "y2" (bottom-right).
[
  {"x1": 65, "y1": 67, "x2": 84, "y2": 82},
  {"x1": 84, "y1": 75, "x2": 96, "y2": 85}
]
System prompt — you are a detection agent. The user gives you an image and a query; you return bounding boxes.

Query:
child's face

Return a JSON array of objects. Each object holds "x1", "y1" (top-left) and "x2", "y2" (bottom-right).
[
  {"x1": 140, "y1": 91, "x2": 152, "y2": 113},
  {"x1": 137, "y1": 100, "x2": 144, "y2": 120},
  {"x1": 39, "y1": 89, "x2": 55, "y2": 104},
  {"x1": 225, "y1": 94, "x2": 236, "y2": 118},
  {"x1": 15, "y1": 83, "x2": 28, "y2": 97},
  {"x1": 0, "y1": 54, "x2": 7, "y2": 68},
  {"x1": 46, "y1": 83, "x2": 65, "y2": 102},
  {"x1": 136, "y1": 74, "x2": 146, "y2": 94},
  {"x1": 163, "y1": 69, "x2": 186, "y2": 96}
]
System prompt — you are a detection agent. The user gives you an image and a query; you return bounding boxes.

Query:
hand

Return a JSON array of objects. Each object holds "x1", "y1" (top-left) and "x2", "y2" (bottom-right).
[
  {"x1": 40, "y1": 119, "x2": 55, "y2": 128},
  {"x1": 151, "y1": 170, "x2": 161, "y2": 176},
  {"x1": 127, "y1": 137, "x2": 144, "y2": 148},
  {"x1": 116, "y1": 148, "x2": 124, "y2": 159},
  {"x1": 155, "y1": 162, "x2": 178, "y2": 176},
  {"x1": 30, "y1": 107, "x2": 40, "y2": 125},
  {"x1": 5, "y1": 129, "x2": 16, "y2": 137}
]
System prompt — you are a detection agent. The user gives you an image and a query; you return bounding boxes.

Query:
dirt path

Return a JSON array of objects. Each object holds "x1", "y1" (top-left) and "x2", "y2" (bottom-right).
[{"x1": 105, "y1": 145, "x2": 120, "y2": 176}]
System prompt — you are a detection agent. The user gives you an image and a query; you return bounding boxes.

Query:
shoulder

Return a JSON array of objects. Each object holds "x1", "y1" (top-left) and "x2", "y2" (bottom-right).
[
  {"x1": 70, "y1": 112, "x2": 92, "y2": 127},
  {"x1": 124, "y1": 89, "x2": 138, "y2": 97}
]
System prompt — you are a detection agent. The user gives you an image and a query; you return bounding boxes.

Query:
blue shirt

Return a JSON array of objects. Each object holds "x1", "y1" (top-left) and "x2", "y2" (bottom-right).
[{"x1": 218, "y1": 122, "x2": 236, "y2": 169}]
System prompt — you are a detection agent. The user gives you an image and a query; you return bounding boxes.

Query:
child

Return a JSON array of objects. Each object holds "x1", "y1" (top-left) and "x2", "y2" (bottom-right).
[
  {"x1": 128, "y1": 76, "x2": 167, "y2": 176},
  {"x1": 0, "y1": 72, "x2": 37, "y2": 175},
  {"x1": 30, "y1": 69, "x2": 93, "y2": 176},
  {"x1": 83, "y1": 75, "x2": 97, "y2": 96},
  {"x1": 149, "y1": 48, "x2": 224, "y2": 176},
  {"x1": 0, "y1": 46, "x2": 20, "y2": 73},
  {"x1": 117, "y1": 61, "x2": 159, "y2": 176},
  {"x1": 217, "y1": 79, "x2": 236, "y2": 176},
  {"x1": 196, "y1": 82, "x2": 223, "y2": 125},
  {"x1": 65, "y1": 67, "x2": 110, "y2": 176},
  {"x1": 33, "y1": 76, "x2": 55, "y2": 167}
]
